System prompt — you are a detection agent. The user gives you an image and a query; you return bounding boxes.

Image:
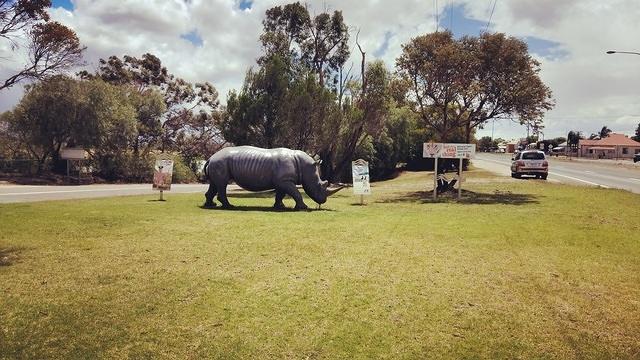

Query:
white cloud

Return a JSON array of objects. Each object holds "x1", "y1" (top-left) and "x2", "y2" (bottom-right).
[{"x1": 1, "y1": 0, "x2": 639, "y2": 140}]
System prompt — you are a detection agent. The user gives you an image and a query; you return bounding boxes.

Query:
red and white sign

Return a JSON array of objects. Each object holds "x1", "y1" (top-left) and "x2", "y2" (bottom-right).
[
  {"x1": 423, "y1": 142, "x2": 442, "y2": 158},
  {"x1": 423, "y1": 143, "x2": 476, "y2": 159},
  {"x1": 152, "y1": 160, "x2": 174, "y2": 191}
]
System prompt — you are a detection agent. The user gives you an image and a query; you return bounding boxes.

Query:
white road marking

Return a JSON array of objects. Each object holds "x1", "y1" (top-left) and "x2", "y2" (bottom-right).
[
  {"x1": 1, "y1": 188, "x2": 158, "y2": 196},
  {"x1": 0, "y1": 187, "x2": 204, "y2": 197},
  {"x1": 476, "y1": 156, "x2": 610, "y2": 188},
  {"x1": 547, "y1": 172, "x2": 609, "y2": 188},
  {"x1": 630, "y1": 178, "x2": 640, "y2": 182}
]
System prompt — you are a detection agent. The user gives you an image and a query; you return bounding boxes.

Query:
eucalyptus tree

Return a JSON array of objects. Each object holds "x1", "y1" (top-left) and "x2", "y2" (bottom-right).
[
  {"x1": 81, "y1": 53, "x2": 219, "y2": 153},
  {"x1": 2, "y1": 76, "x2": 136, "y2": 172},
  {"x1": 396, "y1": 31, "x2": 554, "y2": 143},
  {"x1": 0, "y1": 0, "x2": 85, "y2": 90}
]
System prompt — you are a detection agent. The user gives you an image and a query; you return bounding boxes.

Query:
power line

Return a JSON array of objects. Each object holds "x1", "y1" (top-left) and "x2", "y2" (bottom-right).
[
  {"x1": 485, "y1": 0, "x2": 497, "y2": 32},
  {"x1": 449, "y1": 0, "x2": 454, "y2": 32},
  {"x1": 434, "y1": 0, "x2": 439, "y2": 32}
]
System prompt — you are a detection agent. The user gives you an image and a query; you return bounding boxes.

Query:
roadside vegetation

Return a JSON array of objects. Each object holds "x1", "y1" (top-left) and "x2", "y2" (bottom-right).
[
  {"x1": 1, "y1": 169, "x2": 639, "y2": 358},
  {"x1": 1, "y1": 1, "x2": 556, "y2": 184}
]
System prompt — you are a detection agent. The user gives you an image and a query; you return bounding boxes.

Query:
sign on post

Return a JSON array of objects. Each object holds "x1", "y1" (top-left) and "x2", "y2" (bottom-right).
[
  {"x1": 61, "y1": 148, "x2": 87, "y2": 182},
  {"x1": 60, "y1": 148, "x2": 86, "y2": 160},
  {"x1": 153, "y1": 159, "x2": 174, "y2": 200},
  {"x1": 423, "y1": 143, "x2": 476, "y2": 200},
  {"x1": 423, "y1": 143, "x2": 476, "y2": 159},
  {"x1": 352, "y1": 159, "x2": 370, "y2": 204}
]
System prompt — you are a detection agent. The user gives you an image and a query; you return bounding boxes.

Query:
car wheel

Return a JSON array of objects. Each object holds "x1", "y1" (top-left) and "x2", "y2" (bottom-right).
[
  {"x1": 511, "y1": 172, "x2": 516, "y2": 178},
  {"x1": 514, "y1": 173, "x2": 521, "y2": 179},
  {"x1": 541, "y1": 174, "x2": 548, "y2": 180}
]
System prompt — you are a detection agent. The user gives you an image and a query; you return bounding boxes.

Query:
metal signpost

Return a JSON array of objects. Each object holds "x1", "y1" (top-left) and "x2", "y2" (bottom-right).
[
  {"x1": 60, "y1": 148, "x2": 87, "y2": 183},
  {"x1": 423, "y1": 143, "x2": 476, "y2": 200},
  {"x1": 351, "y1": 159, "x2": 371, "y2": 205},
  {"x1": 152, "y1": 159, "x2": 174, "y2": 201}
]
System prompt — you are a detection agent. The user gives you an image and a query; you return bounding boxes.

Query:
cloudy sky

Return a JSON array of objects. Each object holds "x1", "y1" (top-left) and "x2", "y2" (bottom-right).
[{"x1": 1, "y1": 0, "x2": 639, "y2": 140}]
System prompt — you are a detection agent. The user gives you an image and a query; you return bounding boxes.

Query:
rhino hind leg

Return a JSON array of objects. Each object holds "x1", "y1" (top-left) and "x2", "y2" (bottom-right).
[
  {"x1": 217, "y1": 183, "x2": 234, "y2": 209},
  {"x1": 279, "y1": 182, "x2": 308, "y2": 210},
  {"x1": 204, "y1": 183, "x2": 217, "y2": 208},
  {"x1": 274, "y1": 190, "x2": 286, "y2": 209}
]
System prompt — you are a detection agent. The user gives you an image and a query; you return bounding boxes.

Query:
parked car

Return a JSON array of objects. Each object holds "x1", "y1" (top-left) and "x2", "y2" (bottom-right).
[
  {"x1": 550, "y1": 146, "x2": 565, "y2": 157},
  {"x1": 634, "y1": 153, "x2": 640, "y2": 163},
  {"x1": 511, "y1": 150, "x2": 548, "y2": 180}
]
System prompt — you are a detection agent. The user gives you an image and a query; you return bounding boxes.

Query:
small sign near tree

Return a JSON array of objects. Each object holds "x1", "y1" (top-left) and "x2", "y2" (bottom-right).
[
  {"x1": 60, "y1": 147, "x2": 87, "y2": 182},
  {"x1": 423, "y1": 143, "x2": 476, "y2": 200},
  {"x1": 153, "y1": 159, "x2": 174, "y2": 200},
  {"x1": 352, "y1": 159, "x2": 370, "y2": 204}
]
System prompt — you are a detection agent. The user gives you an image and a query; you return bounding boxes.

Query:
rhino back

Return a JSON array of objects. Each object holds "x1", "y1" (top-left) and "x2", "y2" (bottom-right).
[{"x1": 210, "y1": 146, "x2": 300, "y2": 191}]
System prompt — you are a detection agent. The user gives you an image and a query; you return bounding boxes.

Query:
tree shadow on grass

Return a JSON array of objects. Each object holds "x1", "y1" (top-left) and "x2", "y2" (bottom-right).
[
  {"x1": 376, "y1": 189, "x2": 539, "y2": 206},
  {"x1": 0, "y1": 247, "x2": 23, "y2": 266}
]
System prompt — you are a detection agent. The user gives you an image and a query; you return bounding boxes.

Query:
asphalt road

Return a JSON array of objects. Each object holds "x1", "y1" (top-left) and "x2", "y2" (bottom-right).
[
  {"x1": 474, "y1": 153, "x2": 640, "y2": 194},
  {"x1": 0, "y1": 183, "x2": 218, "y2": 204}
]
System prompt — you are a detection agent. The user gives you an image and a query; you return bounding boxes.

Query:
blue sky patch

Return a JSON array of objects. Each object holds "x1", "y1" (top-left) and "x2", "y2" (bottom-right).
[
  {"x1": 437, "y1": 4, "x2": 568, "y2": 60},
  {"x1": 239, "y1": 0, "x2": 252, "y2": 10},
  {"x1": 52, "y1": 0, "x2": 74, "y2": 11},
  {"x1": 181, "y1": 30, "x2": 204, "y2": 47},
  {"x1": 374, "y1": 31, "x2": 393, "y2": 58},
  {"x1": 439, "y1": 4, "x2": 487, "y2": 39},
  {"x1": 523, "y1": 36, "x2": 569, "y2": 60}
]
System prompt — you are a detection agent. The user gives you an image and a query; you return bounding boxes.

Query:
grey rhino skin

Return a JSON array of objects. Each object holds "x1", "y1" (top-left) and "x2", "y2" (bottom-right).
[{"x1": 203, "y1": 146, "x2": 330, "y2": 210}]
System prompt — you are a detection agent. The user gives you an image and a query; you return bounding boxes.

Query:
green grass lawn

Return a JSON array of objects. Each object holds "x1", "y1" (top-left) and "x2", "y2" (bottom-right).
[{"x1": 1, "y1": 170, "x2": 639, "y2": 359}]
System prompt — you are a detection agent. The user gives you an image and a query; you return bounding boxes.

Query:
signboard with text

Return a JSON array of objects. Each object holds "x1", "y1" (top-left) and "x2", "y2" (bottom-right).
[
  {"x1": 351, "y1": 159, "x2": 371, "y2": 195},
  {"x1": 60, "y1": 148, "x2": 87, "y2": 160},
  {"x1": 423, "y1": 143, "x2": 476, "y2": 159},
  {"x1": 152, "y1": 159, "x2": 174, "y2": 191}
]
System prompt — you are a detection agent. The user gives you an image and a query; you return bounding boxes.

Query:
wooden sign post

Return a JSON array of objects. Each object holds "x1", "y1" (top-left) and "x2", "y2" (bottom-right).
[
  {"x1": 423, "y1": 143, "x2": 476, "y2": 200},
  {"x1": 152, "y1": 159, "x2": 174, "y2": 201}
]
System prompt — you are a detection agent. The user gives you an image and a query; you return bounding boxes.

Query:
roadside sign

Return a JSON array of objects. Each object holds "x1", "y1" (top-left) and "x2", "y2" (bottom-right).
[
  {"x1": 153, "y1": 159, "x2": 174, "y2": 192},
  {"x1": 423, "y1": 143, "x2": 476, "y2": 159},
  {"x1": 60, "y1": 148, "x2": 86, "y2": 160},
  {"x1": 352, "y1": 159, "x2": 371, "y2": 200},
  {"x1": 423, "y1": 143, "x2": 475, "y2": 200},
  {"x1": 423, "y1": 142, "x2": 442, "y2": 158}
]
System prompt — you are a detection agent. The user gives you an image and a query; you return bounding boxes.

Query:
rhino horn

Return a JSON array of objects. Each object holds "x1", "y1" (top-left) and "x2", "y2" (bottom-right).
[{"x1": 326, "y1": 183, "x2": 347, "y2": 196}]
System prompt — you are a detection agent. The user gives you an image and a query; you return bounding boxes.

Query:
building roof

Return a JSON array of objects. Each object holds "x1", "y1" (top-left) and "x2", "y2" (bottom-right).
[
  {"x1": 579, "y1": 139, "x2": 600, "y2": 146},
  {"x1": 579, "y1": 133, "x2": 640, "y2": 147},
  {"x1": 597, "y1": 133, "x2": 640, "y2": 146}
]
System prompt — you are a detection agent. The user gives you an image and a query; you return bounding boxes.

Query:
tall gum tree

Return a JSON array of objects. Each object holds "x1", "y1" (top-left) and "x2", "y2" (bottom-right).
[
  {"x1": 396, "y1": 31, "x2": 554, "y2": 143},
  {"x1": 0, "y1": 0, "x2": 85, "y2": 91}
]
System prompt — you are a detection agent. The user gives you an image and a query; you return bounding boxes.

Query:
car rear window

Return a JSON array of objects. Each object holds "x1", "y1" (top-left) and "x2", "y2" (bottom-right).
[{"x1": 522, "y1": 152, "x2": 545, "y2": 160}]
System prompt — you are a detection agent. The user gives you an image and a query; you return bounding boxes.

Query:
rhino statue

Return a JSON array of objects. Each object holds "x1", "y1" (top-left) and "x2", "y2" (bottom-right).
[{"x1": 203, "y1": 146, "x2": 344, "y2": 210}]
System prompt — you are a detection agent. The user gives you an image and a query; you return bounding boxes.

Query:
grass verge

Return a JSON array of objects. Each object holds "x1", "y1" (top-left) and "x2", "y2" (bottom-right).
[{"x1": 1, "y1": 170, "x2": 639, "y2": 359}]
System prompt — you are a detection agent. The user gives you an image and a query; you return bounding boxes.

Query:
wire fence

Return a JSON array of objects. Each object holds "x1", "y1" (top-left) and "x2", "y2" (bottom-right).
[{"x1": 0, "y1": 159, "x2": 40, "y2": 176}]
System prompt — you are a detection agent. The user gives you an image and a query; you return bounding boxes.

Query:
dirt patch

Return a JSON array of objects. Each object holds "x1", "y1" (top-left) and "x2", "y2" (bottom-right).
[{"x1": 0, "y1": 247, "x2": 23, "y2": 266}]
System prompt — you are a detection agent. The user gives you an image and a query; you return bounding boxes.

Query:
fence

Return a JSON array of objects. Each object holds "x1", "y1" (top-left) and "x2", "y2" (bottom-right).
[{"x1": 0, "y1": 159, "x2": 40, "y2": 176}]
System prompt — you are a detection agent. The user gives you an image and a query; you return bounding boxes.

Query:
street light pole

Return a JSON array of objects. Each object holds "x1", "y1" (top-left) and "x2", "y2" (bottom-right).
[{"x1": 606, "y1": 50, "x2": 640, "y2": 56}]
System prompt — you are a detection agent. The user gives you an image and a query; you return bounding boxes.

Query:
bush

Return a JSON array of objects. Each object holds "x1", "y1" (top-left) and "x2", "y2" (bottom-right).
[
  {"x1": 169, "y1": 155, "x2": 196, "y2": 183},
  {"x1": 92, "y1": 152, "x2": 153, "y2": 182},
  {"x1": 92, "y1": 152, "x2": 197, "y2": 183}
]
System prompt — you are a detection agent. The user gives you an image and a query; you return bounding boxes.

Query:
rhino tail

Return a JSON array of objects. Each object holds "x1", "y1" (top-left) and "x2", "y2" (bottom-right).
[{"x1": 203, "y1": 159, "x2": 209, "y2": 180}]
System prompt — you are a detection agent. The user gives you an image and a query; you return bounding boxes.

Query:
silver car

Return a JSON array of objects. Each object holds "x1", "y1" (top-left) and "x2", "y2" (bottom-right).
[{"x1": 511, "y1": 150, "x2": 548, "y2": 180}]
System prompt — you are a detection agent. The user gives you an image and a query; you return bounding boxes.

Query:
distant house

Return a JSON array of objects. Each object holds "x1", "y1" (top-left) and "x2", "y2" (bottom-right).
[{"x1": 578, "y1": 133, "x2": 640, "y2": 159}]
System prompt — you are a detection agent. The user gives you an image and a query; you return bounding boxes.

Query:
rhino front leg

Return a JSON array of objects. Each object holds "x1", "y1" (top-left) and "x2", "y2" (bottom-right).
[
  {"x1": 273, "y1": 190, "x2": 286, "y2": 209},
  {"x1": 204, "y1": 183, "x2": 217, "y2": 208},
  {"x1": 279, "y1": 182, "x2": 308, "y2": 210}
]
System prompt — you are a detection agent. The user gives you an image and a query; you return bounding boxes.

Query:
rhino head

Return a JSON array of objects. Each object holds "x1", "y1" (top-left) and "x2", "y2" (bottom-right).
[{"x1": 300, "y1": 156, "x2": 346, "y2": 205}]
